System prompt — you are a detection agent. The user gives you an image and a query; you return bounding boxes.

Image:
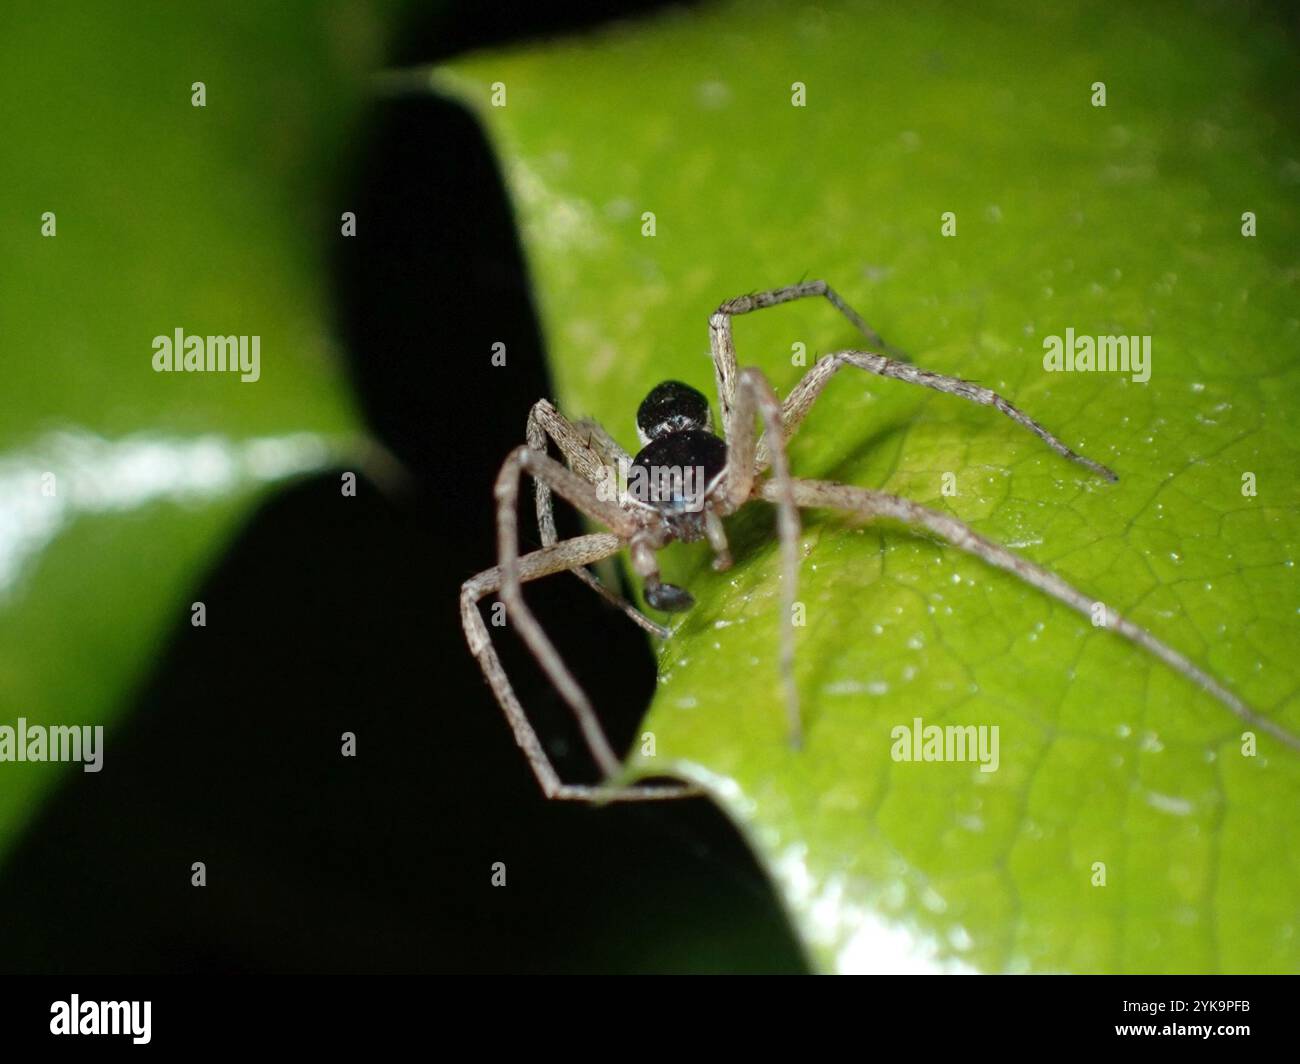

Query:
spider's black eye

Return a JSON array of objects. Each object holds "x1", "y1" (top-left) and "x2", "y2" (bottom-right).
[{"x1": 636, "y1": 380, "x2": 712, "y2": 444}]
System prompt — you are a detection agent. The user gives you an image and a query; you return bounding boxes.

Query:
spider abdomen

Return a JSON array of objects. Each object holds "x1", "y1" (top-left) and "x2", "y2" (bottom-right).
[{"x1": 636, "y1": 379, "x2": 713, "y2": 443}]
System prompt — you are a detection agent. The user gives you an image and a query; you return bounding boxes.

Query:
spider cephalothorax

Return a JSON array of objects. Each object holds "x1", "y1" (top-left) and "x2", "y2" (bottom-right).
[
  {"x1": 461, "y1": 279, "x2": 1300, "y2": 803},
  {"x1": 626, "y1": 380, "x2": 729, "y2": 582}
]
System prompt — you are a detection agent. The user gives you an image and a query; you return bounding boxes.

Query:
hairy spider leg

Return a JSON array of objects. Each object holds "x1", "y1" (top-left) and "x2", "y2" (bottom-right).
[
  {"x1": 707, "y1": 281, "x2": 1115, "y2": 481},
  {"x1": 491, "y1": 445, "x2": 644, "y2": 777},
  {"x1": 709, "y1": 280, "x2": 894, "y2": 440},
  {"x1": 461, "y1": 531, "x2": 699, "y2": 800},
  {"x1": 719, "y1": 367, "x2": 804, "y2": 746},
  {"x1": 527, "y1": 399, "x2": 668, "y2": 637},
  {"x1": 762, "y1": 349, "x2": 1117, "y2": 480},
  {"x1": 762, "y1": 477, "x2": 1300, "y2": 753}
]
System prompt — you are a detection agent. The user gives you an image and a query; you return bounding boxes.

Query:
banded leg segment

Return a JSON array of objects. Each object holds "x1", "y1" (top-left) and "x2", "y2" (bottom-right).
[
  {"x1": 722, "y1": 367, "x2": 804, "y2": 746},
  {"x1": 493, "y1": 445, "x2": 640, "y2": 777},
  {"x1": 754, "y1": 350, "x2": 1118, "y2": 481},
  {"x1": 709, "y1": 280, "x2": 896, "y2": 442},
  {"x1": 526, "y1": 400, "x2": 667, "y2": 637},
  {"x1": 461, "y1": 532, "x2": 697, "y2": 801},
  {"x1": 765, "y1": 477, "x2": 1300, "y2": 752}
]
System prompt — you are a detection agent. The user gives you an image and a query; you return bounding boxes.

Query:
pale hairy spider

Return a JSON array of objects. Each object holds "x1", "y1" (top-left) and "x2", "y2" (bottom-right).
[{"x1": 460, "y1": 280, "x2": 1300, "y2": 802}]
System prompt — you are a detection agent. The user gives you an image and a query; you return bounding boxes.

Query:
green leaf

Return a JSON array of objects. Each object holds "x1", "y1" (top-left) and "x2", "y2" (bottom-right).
[
  {"x1": 441, "y1": 0, "x2": 1300, "y2": 972},
  {"x1": 0, "y1": 3, "x2": 389, "y2": 855}
]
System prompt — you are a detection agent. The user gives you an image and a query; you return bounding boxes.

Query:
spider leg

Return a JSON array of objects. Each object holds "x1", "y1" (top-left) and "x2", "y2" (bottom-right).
[
  {"x1": 492, "y1": 444, "x2": 649, "y2": 779},
  {"x1": 709, "y1": 280, "x2": 899, "y2": 441},
  {"x1": 461, "y1": 531, "x2": 698, "y2": 801},
  {"x1": 763, "y1": 477, "x2": 1300, "y2": 753},
  {"x1": 758, "y1": 349, "x2": 1117, "y2": 481},
  {"x1": 527, "y1": 400, "x2": 668, "y2": 638},
  {"x1": 721, "y1": 367, "x2": 804, "y2": 747},
  {"x1": 572, "y1": 416, "x2": 633, "y2": 467},
  {"x1": 526, "y1": 398, "x2": 628, "y2": 488}
]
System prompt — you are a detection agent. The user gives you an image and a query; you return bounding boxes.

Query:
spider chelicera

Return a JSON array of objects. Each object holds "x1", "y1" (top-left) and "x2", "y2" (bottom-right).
[{"x1": 461, "y1": 280, "x2": 1300, "y2": 802}]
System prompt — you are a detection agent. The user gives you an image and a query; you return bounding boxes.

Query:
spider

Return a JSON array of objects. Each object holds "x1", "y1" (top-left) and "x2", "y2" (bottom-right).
[{"x1": 461, "y1": 280, "x2": 1300, "y2": 802}]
